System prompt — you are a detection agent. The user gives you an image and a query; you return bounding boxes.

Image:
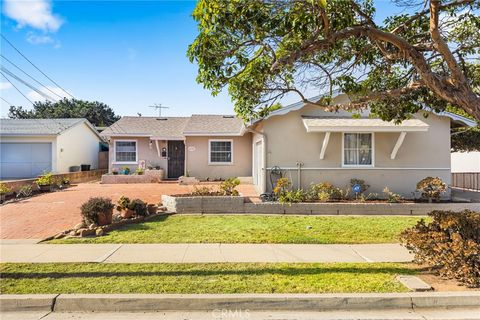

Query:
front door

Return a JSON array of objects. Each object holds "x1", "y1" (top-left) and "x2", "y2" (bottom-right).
[{"x1": 167, "y1": 140, "x2": 185, "y2": 179}]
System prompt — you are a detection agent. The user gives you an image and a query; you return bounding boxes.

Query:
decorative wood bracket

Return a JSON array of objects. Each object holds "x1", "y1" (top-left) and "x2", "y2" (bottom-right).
[
  {"x1": 320, "y1": 132, "x2": 331, "y2": 160},
  {"x1": 155, "y1": 140, "x2": 161, "y2": 158},
  {"x1": 391, "y1": 132, "x2": 407, "y2": 160}
]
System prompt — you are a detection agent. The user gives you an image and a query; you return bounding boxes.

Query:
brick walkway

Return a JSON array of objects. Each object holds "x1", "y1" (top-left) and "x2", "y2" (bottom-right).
[{"x1": 0, "y1": 182, "x2": 259, "y2": 240}]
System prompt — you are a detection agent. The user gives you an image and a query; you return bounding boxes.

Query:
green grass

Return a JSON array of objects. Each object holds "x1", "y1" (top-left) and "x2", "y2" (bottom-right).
[
  {"x1": 50, "y1": 215, "x2": 425, "y2": 244},
  {"x1": 0, "y1": 262, "x2": 414, "y2": 294}
]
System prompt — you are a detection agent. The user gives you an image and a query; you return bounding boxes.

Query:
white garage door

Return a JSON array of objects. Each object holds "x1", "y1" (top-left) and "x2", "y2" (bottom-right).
[{"x1": 0, "y1": 143, "x2": 52, "y2": 179}]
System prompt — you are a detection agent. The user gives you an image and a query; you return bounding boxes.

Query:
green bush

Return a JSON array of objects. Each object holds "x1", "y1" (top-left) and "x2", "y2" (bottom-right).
[
  {"x1": 219, "y1": 178, "x2": 240, "y2": 196},
  {"x1": 80, "y1": 197, "x2": 114, "y2": 224},
  {"x1": 278, "y1": 189, "x2": 305, "y2": 204},
  {"x1": 191, "y1": 185, "x2": 220, "y2": 196},
  {"x1": 35, "y1": 172, "x2": 55, "y2": 186},
  {"x1": 350, "y1": 178, "x2": 369, "y2": 194},
  {"x1": 0, "y1": 183, "x2": 11, "y2": 195},
  {"x1": 383, "y1": 187, "x2": 402, "y2": 203},
  {"x1": 128, "y1": 199, "x2": 147, "y2": 216},
  {"x1": 416, "y1": 177, "x2": 446, "y2": 202},
  {"x1": 116, "y1": 196, "x2": 131, "y2": 211},
  {"x1": 400, "y1": 210, "x2": 480, "y2": 288},
  {"x1": 306, "y1": 182, "x2": 344, "y2": 202}
]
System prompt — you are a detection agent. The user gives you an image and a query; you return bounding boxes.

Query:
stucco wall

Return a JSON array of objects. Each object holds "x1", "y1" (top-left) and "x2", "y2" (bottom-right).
[
  {"x1": 451, "y1": 152, "x2": 480, "y2": 173},
  {"x1": 56, "y1": 122, "x2": 101, "y2": 173},
  {"x1": 185, "y1": 134, "x2": 252, "y2": 180},
  {"x1": 108, "y1": 137, "x2": 168, "y2": 173},
  {"x1": 257, "y1": 103, "x2": 452, "y2": 197}
]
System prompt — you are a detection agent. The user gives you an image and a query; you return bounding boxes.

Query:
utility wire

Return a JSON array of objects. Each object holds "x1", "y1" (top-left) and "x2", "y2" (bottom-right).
[
  {"x1": 0, "y1": 66, "x2": 58, "y2": 102},
  {"x1": 0, "y1": 96, "x2": 13, "y2": 105},
  {"x1": 1, "y1": 35, "x2": 74, "y2": 99},
  {"x1": 1, "y1": 54, "x2": 64, "y2": 100},
  {"x1": 0, "y1": 71, "x2": 34, "y2": 104}
]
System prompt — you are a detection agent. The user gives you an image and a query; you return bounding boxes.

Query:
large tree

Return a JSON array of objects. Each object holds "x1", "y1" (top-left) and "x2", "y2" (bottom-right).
[
  {"x1": 188, "y1": 0, "x2": 480, "y2": 123},
  {"x1": 8, "y1": 98, "x2": 120, "y2": 127}
]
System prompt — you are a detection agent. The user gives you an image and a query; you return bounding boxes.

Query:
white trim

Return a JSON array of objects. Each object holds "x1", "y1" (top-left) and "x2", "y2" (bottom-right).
[
  {"x1": 208, "y1": 139, "x2": 233, "y2": 165},
  {"x1": 341, "y1": 132, "x2": 375, "y2": 168},
  {"x1": 319, "y1": 132, "x2": 330, "y2": 160},
  {"x1": 267, "y1": 167, "x2": 450, "y2": 170},
  {"x1": 155, "y1": 140, "x2": 161, "y2": 158},
  {"x1": 390, "y1": 132, "x2": 407, "y2": 160},
  {"x1": 305, "y1": 126, "x2": 428, "y2": 133},
  {"x1": 184, "y1": 132, "x2": 243, "y2": 137},
  {"x1": 103, "y1": 133, "x2": 152, "y2": 138},
  {"x1": 113, "y1": 139, "x2": 138, "y2": 164}
]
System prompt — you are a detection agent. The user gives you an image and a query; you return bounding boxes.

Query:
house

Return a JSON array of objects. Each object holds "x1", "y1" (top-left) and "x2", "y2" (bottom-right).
[
  {"x1": 101, "y1": 94, "x2": 474, "y2": 197},
  {"x1": 249, "y1": 94, "x2": 475, "y2": 197},
  {"x1": 0, "y1": 118, "x2": 103, "y2": 180},
  {"x1": 100, "y1": 115, "x2": 252, "y2": 179}
]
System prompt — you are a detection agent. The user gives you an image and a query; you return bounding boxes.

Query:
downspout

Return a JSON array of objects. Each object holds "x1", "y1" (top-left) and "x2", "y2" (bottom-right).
[
  {"x1": 296, "y1": 161, "x2": 304, "y2": 190},
  {"x1": 246, "y1": 128, "x2": 267, "y2": 193}
]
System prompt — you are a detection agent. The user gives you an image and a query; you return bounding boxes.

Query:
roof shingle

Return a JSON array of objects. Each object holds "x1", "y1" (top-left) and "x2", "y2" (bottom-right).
[{"x1": 0, "y1": 118, "x2": 86, "y2": 135}]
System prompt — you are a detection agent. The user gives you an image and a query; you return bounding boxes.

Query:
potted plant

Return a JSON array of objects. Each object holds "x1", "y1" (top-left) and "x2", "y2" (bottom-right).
[
  {"x1": 147, "y1": 203, "x2": 158, "y2": 215},
  {"x1": 36, "y1": 172, "x2": 55, "y2": 192},
  {"x1": 80, "y1": 197, "x2": 114, "y2": 226},
  {"x1": 122, "y1": 166, "x2": 130, "y2": 175},
  {"x1": 116, "y1": 196, "x2": 134, "y2": 218},
  {"x1": 128, "y1": 199, "x2": 147, "y2": 216},
  {"x1": 136, "y1": 167, "x2": 145, "y2": 175},
  {"x1": 0, "y1": 183, "x2": 12, "y2": 203},
  {"x1": 112, "y1": 168, "x2": 119, "y2": 175}
]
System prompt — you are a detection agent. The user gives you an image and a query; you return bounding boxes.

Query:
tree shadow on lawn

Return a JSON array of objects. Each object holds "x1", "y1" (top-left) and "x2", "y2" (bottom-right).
[{"x1": 1, "y1": 265, "x2": 415, "y2": 279}]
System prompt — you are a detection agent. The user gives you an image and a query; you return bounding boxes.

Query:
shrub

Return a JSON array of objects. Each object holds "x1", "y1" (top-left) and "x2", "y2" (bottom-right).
[
  {"x1": 383, "y1": 187, "x2": 402, "y2": 203},
  {"x1": 0, "y1": 183, "x2": 11, "y2": 195},
  {"x1": 278, "y1": 189, "x2": 305, "y2": 204},
  {"x1": 305, "y1": 182, "x2": 344, "y2": 202},
  {"x1": 273, "y1": 178, "x2": 291, "y2": 195},
  {"x1": 128, "y1": 199, "x2": 147, "y2": 216},
  {"x1": 80, "y1": 197, "x2": 114, "y2": 224},
  {"x1": 116, "y1": 196, "x2": 131, "y2": 211},
  {"x1": 220, "y1": 178, "x2": 240, "y2": 196},
  {"x1": 17, "y1": 185, "x2": 33, "y2": 198},
  {"x1": 191, "y1": 185, "x2": 220, "y2": 196},
  {"x1": 350, "y1": 178, "x2": 369, "y2": 194},
  {"x1": 400, "y1": 210, "x2": 480, "y2": 288},
  {"x1": 358, "y1": 192, "x2": 378, "y2": 203},
  {"x1": 135, "y1": 167, "x2": 144, "y2": 175},
  {"x1": 36, "y1": 172, "x2": 54, "y2": 186},
  {"x1": 416, "y1": 177, "x2": 447, "y2": 202}
]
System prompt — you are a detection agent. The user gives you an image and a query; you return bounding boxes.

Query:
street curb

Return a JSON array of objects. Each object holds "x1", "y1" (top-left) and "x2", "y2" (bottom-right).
[{"x1": 1, "y1": 292, "x2": 479, "y2": 312}]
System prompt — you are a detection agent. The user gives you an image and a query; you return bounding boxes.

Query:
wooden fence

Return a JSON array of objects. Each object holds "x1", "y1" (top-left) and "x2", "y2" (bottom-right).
[{"x1": 452, "y1": 172, "x2": 480, "y2": 191}]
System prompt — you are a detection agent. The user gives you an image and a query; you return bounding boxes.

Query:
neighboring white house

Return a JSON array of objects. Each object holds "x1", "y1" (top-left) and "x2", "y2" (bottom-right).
[
  {"x1": 0, "y1": 118, "x2": 103, "y2": 179},
  {"x1": 451, "y1": 152, "x2": 480, "y2": 173}
]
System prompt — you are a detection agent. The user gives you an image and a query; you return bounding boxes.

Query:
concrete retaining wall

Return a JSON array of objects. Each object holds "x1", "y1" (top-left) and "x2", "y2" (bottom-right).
[
  {"x1": 162, "y1": 195, "x2": 480, "y2": 215},
  {"x1": 2, "y1": 170, "x2": 107, "y2": 192}
]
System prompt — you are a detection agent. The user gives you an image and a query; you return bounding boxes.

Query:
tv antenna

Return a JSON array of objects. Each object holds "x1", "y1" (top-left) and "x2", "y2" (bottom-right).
[{"x1": 149, "y1": 103, "x2": 169, "y2": 117}]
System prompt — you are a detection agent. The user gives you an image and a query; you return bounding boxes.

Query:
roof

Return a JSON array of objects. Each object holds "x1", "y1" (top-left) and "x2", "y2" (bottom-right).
[
  {"x1": 302, "y1": 116, "x2": 429, "y2": 132},
  {"x1": 0, "y1": 118, "x2": 93, "y2": 136},
  {"x1": 101, "y1": 116, "x2": 190, "y2": 139},
  {"x1": 183, "y1": 115, "x2": 245, "y2": 136},
  {"x1": 101, "y1": 115, "x2": 245, "y2": 138}
]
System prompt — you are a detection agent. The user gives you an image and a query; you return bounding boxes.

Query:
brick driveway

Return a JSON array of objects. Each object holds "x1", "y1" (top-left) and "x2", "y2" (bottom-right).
[{"x1": 0, "y1": 182, "x2": 258, "y2": 240}]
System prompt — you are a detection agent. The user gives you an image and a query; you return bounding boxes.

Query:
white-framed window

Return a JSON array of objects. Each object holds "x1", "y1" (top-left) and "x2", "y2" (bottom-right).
[
  {"x1": 114, "y1": 140, "x2": 137, "y2": 164},
  {"x1": 342, "y1": 133, "x2": 374, "y2": 167},
  {"x1": 209, "y1": 139, "x2": 233, "y2": 165}
]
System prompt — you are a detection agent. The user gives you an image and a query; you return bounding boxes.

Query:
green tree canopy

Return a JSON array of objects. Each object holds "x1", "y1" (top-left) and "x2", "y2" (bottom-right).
[
  {"x1": 188, "y1": 0, "x2": 480, "y2": 122},
  {"x1": 8, "y1": 98, "x2": 121, "y2": 127}
]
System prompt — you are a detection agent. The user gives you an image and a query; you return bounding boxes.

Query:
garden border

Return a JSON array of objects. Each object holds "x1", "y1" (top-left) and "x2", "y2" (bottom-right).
[{"x1": 161, "y1": 195, "x2": 480, "y2": 215}]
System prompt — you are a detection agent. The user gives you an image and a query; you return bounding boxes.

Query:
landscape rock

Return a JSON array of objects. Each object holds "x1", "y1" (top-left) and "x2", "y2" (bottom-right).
[
  {"x1": 95, "y1": 228, "x2": 105, "y2": 236},
  {"x1": 74, "y1": 222, "x2": 86, "y2": 230}
]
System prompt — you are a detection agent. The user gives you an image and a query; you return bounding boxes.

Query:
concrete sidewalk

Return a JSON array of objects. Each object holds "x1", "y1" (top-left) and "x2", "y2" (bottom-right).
[{"x1": 0, "y1": 243, "x2": 413, "y2": 263}]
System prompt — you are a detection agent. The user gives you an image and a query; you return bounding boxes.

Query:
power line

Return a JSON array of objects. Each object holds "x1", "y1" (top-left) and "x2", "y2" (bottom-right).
[
  {"x1": 0, "y1": 71, "x2": 34, "y2": 104},
  {"x1": 0, "y1": 96, "x2": 13, "y2": 105},
  {"x1": 1, "y1": 35, "x2": 74, "y2": 99},
  {"x1": 0, "y1": 66, "x2": 58, "y2": 102},
  {"x1": 0, "y1": 54, "x2": 64, "y2": 99}
]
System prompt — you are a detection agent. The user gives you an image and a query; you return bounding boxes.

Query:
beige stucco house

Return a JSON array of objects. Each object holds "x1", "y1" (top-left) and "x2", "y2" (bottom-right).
[
  {"x1": 102, "y1": 95, "x2": 474, "y2": 197},
  {"x1": 0, "y1": 118, "x2": 103, "y2": 179}
]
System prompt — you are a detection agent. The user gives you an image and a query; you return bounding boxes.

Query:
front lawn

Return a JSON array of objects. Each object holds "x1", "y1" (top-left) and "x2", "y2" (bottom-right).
[
  {"x1": 50, "y1": 215, "x2": 424, "y2": 244},
  {"x1": 0, "y1": 262, "x2": 413, "y2": 294}
]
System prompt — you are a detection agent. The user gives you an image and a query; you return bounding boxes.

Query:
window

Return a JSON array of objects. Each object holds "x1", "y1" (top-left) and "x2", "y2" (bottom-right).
[
  {"x1": 209, "y1": 140, "x2": 232, "y2": 164},
  {"x1": 343, "y1": 133, "x2": 373, "y2": 166},
  {"x1": 115, "y1": 140, "x2": 137, "y2": 163}
]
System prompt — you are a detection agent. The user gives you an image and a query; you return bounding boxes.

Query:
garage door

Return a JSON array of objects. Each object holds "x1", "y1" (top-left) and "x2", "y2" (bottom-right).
[{"x1": 0, "y1": 143, "x2": 52, "y2": 179}]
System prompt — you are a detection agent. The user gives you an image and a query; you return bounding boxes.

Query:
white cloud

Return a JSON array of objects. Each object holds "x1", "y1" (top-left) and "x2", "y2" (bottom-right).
[
  {"x1": 27, "y1": 86, "x2": 71, "y2": 102},
  {"x1": 0, "y1": 82, "x2": 13, "y2": 90},
  {"x1": 3, "y1": 0, "x2": 63, "y2": 32},
  {"x1": 26, "y1": 32, "x2": 53, "y2": 44}
]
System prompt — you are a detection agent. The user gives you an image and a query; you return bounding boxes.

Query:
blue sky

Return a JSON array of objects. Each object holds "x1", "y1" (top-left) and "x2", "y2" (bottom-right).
[{"x1": 0, "y1": 0, "x2": 400, "y2": 118}]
